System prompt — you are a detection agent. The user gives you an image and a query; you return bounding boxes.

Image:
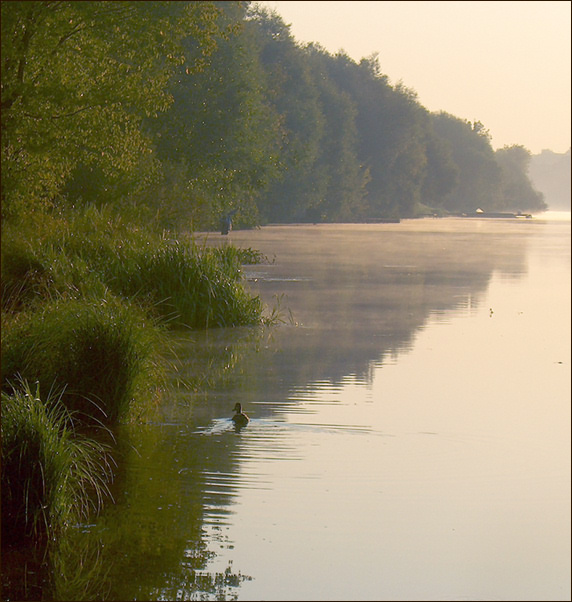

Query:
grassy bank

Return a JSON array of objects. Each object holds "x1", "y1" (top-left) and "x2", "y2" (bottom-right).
[
  {"x1": 1, "y1": 298, "x2": 165, "y2": 425},
  {"x1": 1, "y1": 205, "x2": 264, "y2": 328},
  {"x1": 1, "y1": 204, "x2": 268, "y2": 546}
]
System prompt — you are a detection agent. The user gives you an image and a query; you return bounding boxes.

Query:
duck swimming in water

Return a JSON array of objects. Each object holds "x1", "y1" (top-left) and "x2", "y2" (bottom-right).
[{"x1": 232, "y1": 403, "x2": 249, "y2": 428}]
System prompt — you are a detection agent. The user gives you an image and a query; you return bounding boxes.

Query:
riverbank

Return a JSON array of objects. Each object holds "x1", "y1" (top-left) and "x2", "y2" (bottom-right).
[{"x1": 1, "y1": 204, "x2": 270, "y2": 551}]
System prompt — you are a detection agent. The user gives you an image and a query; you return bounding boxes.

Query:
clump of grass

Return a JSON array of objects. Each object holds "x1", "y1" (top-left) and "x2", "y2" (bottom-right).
[
  {"x1": 1, "y1": 237, "x2": 54, "y2": 312},
  {"x1": 207, "y1": 244, "x2": 271, "y2": 270},
  {"x1": 1, "y1": 298, "x2": 166, "y2": 425},
  {"x1": 112, "y1": 242, "x2": 264, "y2": 329},
  {"x1": 2, "y1": 206, "x2": 267, "y2": 330},
  {"x1": 1, "y1": 380, "x2": 112, "y2": 544}
]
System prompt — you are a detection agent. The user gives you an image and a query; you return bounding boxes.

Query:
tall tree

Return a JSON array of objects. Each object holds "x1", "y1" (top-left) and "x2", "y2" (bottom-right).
[
  {"x1": 1, "y1": 1, "x2": 222, "y2": 217},
  {"x1": 247, "y1": 6, "x2": 325, "y2": 222},
  {"x1": 326, "y1": 53, "x2": 430, "y2": 217},
  {"x1": 430, "y1": 113, "x2": 502, "y2": 212},
  {"x1": 147, "y1": 1, "x2": 282, "y2": 229},
  {"x1": 304, "y1": 44, "x2": 369, "y2": 222}
]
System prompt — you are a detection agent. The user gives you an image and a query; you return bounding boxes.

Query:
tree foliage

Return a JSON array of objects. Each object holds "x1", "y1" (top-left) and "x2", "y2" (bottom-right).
[
  {"x1": 495, "y1": 145, "x2": 546, "y2": 211},
  {"x1": 1, "y1": 1, "x2": 545, "y2": 226},
  {"x1": 1, "y1": 0, "x2": 223, "y2": 216}
]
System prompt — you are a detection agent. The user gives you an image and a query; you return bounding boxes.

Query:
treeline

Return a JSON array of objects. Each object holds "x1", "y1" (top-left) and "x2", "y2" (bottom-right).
[{"x1": 2, "y1": 1, "x2": 546, "y2": 229}]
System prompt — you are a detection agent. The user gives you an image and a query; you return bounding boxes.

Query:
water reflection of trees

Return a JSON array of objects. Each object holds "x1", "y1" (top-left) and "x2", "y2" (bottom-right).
[{"x1": 227, "y1": 223, "x2": 532, "y2": 404}]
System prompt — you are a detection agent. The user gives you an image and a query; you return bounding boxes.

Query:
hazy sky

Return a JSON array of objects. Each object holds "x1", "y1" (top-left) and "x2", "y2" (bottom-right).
[{"x1": 259, "y1": 1, "x2": 571, "y2": 154}]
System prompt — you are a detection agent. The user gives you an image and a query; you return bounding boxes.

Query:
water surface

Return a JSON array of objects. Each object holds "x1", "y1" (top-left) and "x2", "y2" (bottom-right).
[{"x1": 8, "y1": 216, "x2": 571, "y2": 601}]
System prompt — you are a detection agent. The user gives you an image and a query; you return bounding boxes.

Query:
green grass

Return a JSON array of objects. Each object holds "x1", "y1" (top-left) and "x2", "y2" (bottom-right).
[
  {"x1": 1, "y1": 380, "x2": 112, "y2": 544},
  {"x1": 0, "y1": 204, "x2": 270, "y2": 550},
  {"x1": 1, "y1": 205, "x2": 265, "y2": 329},
  {"x1": 1, "y1": 297, "x2": 166, "y2": 425},
  {"x1": 109, "y1": 242, "x2": 263, "y2": 329}
]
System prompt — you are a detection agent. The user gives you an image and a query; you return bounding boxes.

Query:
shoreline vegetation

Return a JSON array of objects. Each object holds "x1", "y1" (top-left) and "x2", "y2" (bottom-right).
[{"x1": 1, "y1": 204, "x2": 274, "y2": 551}]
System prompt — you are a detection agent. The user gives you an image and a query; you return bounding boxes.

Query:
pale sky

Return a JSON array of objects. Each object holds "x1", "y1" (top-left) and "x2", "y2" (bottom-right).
[{"x1": 259, "y1": 1, "x2": 571, "y2": 155}]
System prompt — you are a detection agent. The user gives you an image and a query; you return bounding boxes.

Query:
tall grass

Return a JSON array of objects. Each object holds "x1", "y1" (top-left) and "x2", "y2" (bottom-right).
[
  {"x1": 110, "y1": 242, "x2": 263, "y2": 329},
  {"x1": 1, "y1": 205, "x2": 265, "y2": 329},
  {"x1": 1, "y1": 298, "x2": 166, "y2": 425},
  {"x1": 0, "y1": 203, "x2": 269, "y2": 553},
  {"x1": 1, "y1": 380, "x2": 112, "y2": 543}
]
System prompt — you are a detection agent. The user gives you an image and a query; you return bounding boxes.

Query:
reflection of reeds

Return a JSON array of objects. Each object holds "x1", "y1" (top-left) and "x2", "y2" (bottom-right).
[
  {"x1": 50, "y1": 527, "x2": 112, "y2": 602},
  {"x1": 1, "y1": 380, "x2": 112, "y2": 544}
]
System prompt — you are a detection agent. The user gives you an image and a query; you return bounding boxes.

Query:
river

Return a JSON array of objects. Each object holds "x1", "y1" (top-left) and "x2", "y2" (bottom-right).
[{"x1": 6, "y1": 214, "x2": 571, "y2": 601}]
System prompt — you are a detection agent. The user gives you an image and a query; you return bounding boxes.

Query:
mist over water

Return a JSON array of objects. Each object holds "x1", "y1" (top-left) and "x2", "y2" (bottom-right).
[{"x1": 7, "y1": 216, "x2": 569, "y2": 601}]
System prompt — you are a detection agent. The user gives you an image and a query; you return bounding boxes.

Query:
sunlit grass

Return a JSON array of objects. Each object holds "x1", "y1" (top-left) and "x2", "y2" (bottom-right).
[
  {"x1": 109, "y1": 241, "x2": 263, "y2": 329},
  {"x1": 1, "y1": 205, "x2": 266, "y2": 329},
  {"x1": 0, "y1": 203, "x2": 272, "y2": 554},
  {"x1": 1, "y1": 297, "x2": 166, "y2": 425}
]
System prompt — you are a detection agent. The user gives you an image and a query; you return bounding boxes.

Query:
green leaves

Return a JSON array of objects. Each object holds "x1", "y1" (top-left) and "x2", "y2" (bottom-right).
[{"x1": 1, "y1": 1, "x2": 224, "y2": 216}]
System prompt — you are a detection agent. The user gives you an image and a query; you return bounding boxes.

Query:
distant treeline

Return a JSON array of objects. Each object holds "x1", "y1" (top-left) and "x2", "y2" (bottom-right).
[
  {"x1": 1, "y1": 1, "x2": 547, "y2": 228},
  {"x1": 529, "y1": 149, "x2": 571, "y2": 211}
]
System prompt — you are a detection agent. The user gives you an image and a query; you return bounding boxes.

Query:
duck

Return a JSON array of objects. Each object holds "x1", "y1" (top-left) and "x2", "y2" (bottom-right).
[{"x1": 231, "y1": 402, "x2": 249, "y2": 428}]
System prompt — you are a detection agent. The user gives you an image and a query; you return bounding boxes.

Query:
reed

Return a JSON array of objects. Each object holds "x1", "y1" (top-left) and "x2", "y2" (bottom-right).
[
  {"x1": 1, "y1": 297, "x2": 166, "y2": 425},
  {"x1": 110, "y1": 242, "x2": 264, "y2": 329},
  {"x1": 1, "y1": 205, "x2": 266, "y2": 329},
  {"x1": 1, "y1": 380, "x2": 112, "y2": 544}
]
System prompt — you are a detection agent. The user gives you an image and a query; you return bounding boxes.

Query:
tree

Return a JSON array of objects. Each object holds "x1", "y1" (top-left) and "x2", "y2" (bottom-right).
[
  {"x1": 1, "y1": 1, "x2": 223, "y2": 217},
  {"x1": 304, "y1": 44, "x2": 369, "y2": 221},
  {"x1": 247, "y1": 6, "x2": 325, "y2": 222},
  {"x1": 146, "y1": 1, "x2": 283, "y2": 230},
  {"x1": 431, "y1": 112, "x2": 502, "y2": 212},
  {"x1": 495, "y1": 145, "x2": 546, "y2": 211},
  {"x1": 325, "y1": 54, "x2": 432, "y2": 217},
  {"x1": 420, "y1": 126, "x2": 459, "y2": 210}
]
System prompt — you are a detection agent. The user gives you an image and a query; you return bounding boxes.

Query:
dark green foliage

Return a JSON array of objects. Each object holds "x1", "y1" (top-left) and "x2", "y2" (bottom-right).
[
  {"x1": 1, "y1": 238, "x2": 53, "y2": 311},
  {"x1": 1, "y1": 299, "x2": 165, "y2": 425},
  {"x1": 247, "y1": 7, "x2": 327, "y2": 222},
  {"x1": 1, "y1": 381, "x2": 111, "y2": 543},
  {"x1": 2, "y1": 1, "x2": 543, "y2": 225},
  {"x1": 145, "y1": 1, "x2": 281, "y2": 230},
  {"x1": 1, "y1": 0, "x2": 224, "y2": 217}
]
